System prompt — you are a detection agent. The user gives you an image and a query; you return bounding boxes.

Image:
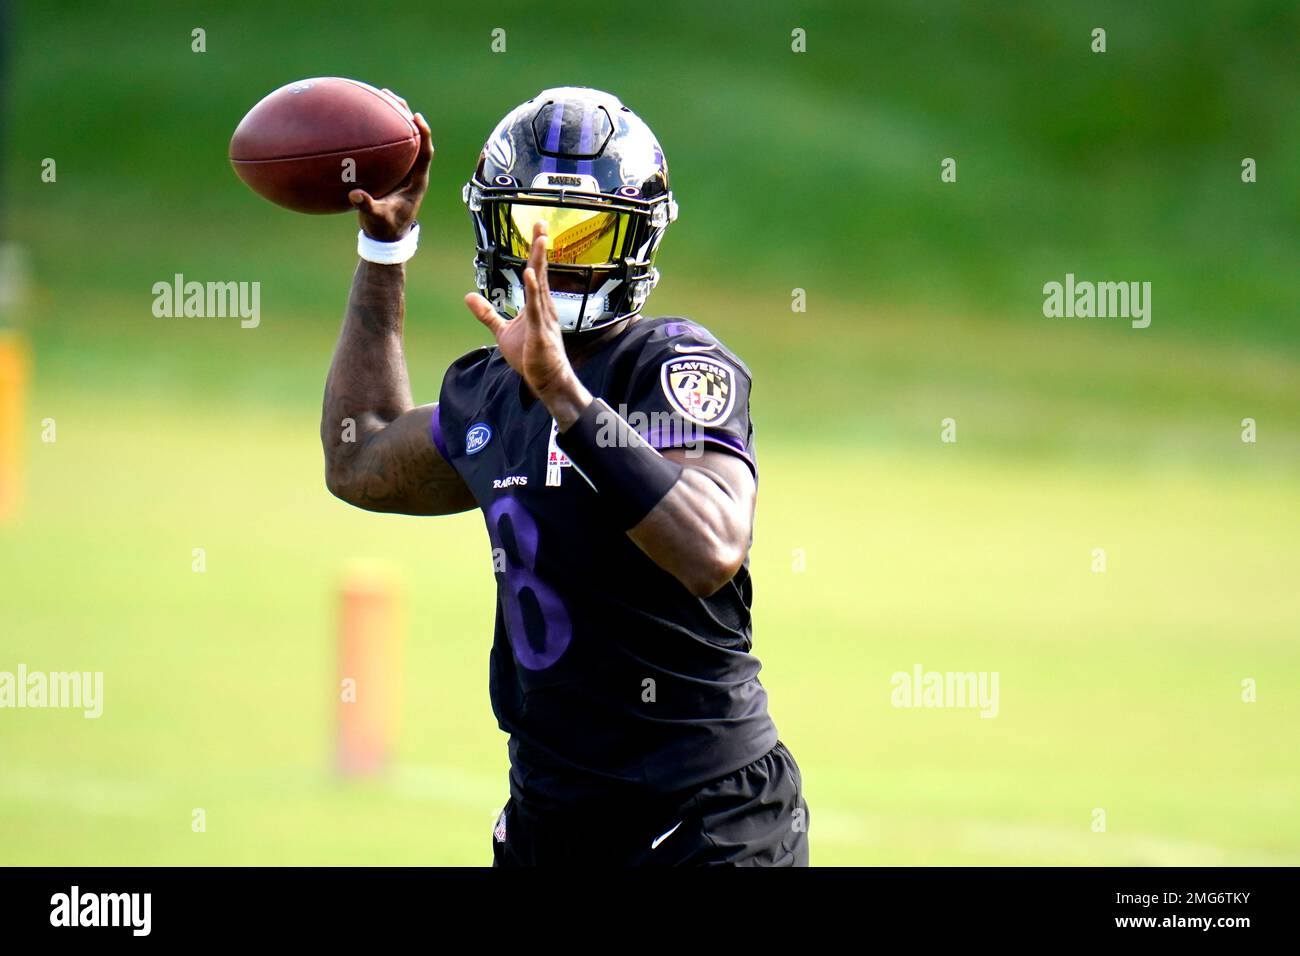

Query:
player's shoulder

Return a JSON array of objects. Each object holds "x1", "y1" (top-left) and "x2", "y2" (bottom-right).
[
  {"x1": 441, "y1": 344, "x2": 510, "y2": 390},
  {"x1": 438, "y1": 345, "x2": 511, "y2": 420},
  {"x1": 445, "y1": 344, "x2": 500, "y2": 376},
  {"x1": 613, "y1": 315, "x2": 752, "y2": 381}
]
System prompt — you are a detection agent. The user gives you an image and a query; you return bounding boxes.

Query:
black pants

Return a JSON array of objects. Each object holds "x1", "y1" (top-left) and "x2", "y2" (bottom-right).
[{"x1": 492, "y1": 742, "x2": 809, "y2": 867}]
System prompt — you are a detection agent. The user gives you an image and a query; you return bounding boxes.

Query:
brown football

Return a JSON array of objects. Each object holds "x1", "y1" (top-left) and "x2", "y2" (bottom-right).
[{"x1": 229, "y1": 77, "x2": 419, "y2": 214}]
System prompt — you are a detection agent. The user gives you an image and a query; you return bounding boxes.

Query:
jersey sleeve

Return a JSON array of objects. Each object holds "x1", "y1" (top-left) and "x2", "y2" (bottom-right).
[
  {"x1": 616, "y1": 321, "x2": 757, "y2": 478},
  {"x1": 433, "y1": 345, "x2": 496, "y2": 467}
]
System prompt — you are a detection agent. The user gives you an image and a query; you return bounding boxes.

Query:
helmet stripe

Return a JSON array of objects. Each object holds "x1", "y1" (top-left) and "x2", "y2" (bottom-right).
[
  {"x1": 576, "y1": 102, "x2": 595, "y2": 176},
  {"x1": 539, "y1": 98, "x2": 566, "y2": 173}
]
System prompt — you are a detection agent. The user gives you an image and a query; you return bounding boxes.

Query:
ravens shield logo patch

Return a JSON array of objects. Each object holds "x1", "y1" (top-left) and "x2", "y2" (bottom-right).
[{"x1": 661, "y1": 356, "x2": 736, "y2": 426}]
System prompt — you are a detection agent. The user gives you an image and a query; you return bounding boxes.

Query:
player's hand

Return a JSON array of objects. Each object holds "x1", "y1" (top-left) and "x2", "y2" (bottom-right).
[
  {"x1": 349, "y1": 96, "x2": 432, "y2": 243},
  {"x1": 464, "y1": 222, "x2": 589, "y2": 424}
]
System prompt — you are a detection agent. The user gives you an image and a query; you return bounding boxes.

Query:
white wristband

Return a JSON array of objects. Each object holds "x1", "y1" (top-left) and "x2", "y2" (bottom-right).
[{"x1": 357, "y1": 222, "x2": 420, "y2": 265}]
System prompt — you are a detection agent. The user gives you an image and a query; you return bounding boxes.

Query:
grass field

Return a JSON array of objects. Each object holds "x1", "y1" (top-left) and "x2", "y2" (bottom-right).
[{"x1": 1, "y1": 1, "x2": 1297, "y2": 865}]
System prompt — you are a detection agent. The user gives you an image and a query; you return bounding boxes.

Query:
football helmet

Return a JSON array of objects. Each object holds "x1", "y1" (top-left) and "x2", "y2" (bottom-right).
[{"x1": 464, "y1": 87, "x2": 677, "y2": 333}]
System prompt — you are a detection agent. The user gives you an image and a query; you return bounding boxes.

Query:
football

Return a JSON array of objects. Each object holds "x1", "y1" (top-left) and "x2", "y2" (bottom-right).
[{"x1": 229, "y1": 77, "x2": 419, "y2": 214}]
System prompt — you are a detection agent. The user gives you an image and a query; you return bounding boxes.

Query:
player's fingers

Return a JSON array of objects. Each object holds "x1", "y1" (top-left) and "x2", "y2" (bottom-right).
[
  {"x1": 349, "y1": 189, "x2": 377, "y2": 214},
  {"x1": 522, "y1": 266, "x2": 541, "y2": 319},
  {"x1": 382, "y1": 88, "x2": 411, "y2": 113},
  {"x1": 393, "y1": 116, "x2": 434, "y2": 198},
  {"x1": 526, "y1": 221, "x2": 547, "y2": 277},
  {"x1": 525, "y1": 226, "x2": 560, "y2": 326},
  {"x1": 527, "y1": 221, "x2": 552, "y2": 296},
  {"x1": 414, "y1": 113, "x2": 433, "y2": 158},
  {"x1": 411, "y1": 113, "x2": 434, "y2": 177},
  {"x1": 522, "y1": 267, "x2": 557, "y2": 333},
  {"x1": 536, "y1": 240, "x2": 552, "y2": 299},
  {"x1": 465, "y1": 293, "x2": 507, "y2": 337}
]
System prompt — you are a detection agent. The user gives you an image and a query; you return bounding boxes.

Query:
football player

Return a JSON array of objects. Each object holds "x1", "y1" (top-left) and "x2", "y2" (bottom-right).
[{"x1": 322, "y1": 87, "x2": 808, "y2": 866}]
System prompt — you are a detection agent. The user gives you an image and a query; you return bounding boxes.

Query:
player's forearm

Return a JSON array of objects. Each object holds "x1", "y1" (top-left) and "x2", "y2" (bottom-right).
[
  {"x1": 320, "y1": 262, "x2": 475, "y2": 515},
  {"x1": 322, "y1": 261, "x2": 414, "y2": 486},
  {"x1": 629, "y1": 460, "x2": 753, "y2": 597},
  {"x1": 535, "y1": 370, "x2": 592, "y2": 431},
  {"x1": 552, "y1": 396, "x2": 755, "y2": 598}
]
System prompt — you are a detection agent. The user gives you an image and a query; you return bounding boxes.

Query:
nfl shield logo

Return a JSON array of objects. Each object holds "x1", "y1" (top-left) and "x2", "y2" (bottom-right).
[{"x1": 494, "y1": 810, "x2": 508, "y2": 843}]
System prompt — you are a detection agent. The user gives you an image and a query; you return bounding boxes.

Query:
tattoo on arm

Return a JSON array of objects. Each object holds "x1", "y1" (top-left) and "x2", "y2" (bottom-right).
[{"x1": 321, "y1": 261, "x2": 475, "y2": 515}]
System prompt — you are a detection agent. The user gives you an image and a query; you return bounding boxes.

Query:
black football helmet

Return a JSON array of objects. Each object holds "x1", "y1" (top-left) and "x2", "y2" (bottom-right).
[{"x1": 464, "y1": 87, "x2": 677, "y2": 333}]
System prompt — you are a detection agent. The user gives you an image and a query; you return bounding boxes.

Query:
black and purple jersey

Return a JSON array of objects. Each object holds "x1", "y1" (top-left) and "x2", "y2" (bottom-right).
[{"x1": 432, "y1": 316, "x2": 778, "y2": 807}]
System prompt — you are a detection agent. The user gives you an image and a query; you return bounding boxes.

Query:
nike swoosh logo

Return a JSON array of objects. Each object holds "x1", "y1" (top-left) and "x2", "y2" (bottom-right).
[
  {"x1": 651, "y1": 820, "x2": 684, "y2": 850},
  {"x1": 674, "y1": 342, "x2": 716, "y2": 353}
]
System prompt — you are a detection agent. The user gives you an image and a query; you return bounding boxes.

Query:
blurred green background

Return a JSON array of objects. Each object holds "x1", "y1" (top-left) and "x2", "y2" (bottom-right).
[{"x1": 1, "y1": 0, "x2": 1297, "y2": 865}]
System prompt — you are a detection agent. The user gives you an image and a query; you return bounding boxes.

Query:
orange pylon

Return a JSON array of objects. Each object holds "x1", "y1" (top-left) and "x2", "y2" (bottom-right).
[
  {"x1": 336, "y1": 560, "x2": 405, "y2": 776},
  {"x1": 0, "y1": 330, "x2": 28, "y2": 523}
]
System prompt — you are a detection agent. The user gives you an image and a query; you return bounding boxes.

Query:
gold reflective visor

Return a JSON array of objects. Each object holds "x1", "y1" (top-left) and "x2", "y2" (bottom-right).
[{"x1": 495, "y1": 202, "x2": 629, "y2": 266}]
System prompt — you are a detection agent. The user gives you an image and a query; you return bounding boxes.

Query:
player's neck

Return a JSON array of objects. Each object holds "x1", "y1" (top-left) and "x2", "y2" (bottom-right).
[{"x1": 563, "y1": 315, "x2": 638, "y2": 370}]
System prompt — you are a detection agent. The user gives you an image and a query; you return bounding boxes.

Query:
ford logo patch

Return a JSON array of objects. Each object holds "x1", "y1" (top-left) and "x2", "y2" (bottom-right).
[{"x1": 465, "y1": 423, "x2": 492, "y2": 455}]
